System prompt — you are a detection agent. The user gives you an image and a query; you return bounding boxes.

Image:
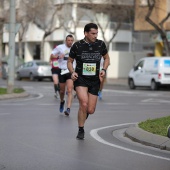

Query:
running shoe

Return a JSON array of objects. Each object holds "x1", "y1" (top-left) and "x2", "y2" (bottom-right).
[
  {"x1": 76, "y1": 130, "x2": 85, "y2": 140},
  {"x1": 98, "y1": 91, "x2": 102, "y2": 100},
  {"x1": 59, "y1": 100, "x2": 65, "y2": 113},
  {"x1": 64, "y1": 108, "x2": 70, "y2": 116}
]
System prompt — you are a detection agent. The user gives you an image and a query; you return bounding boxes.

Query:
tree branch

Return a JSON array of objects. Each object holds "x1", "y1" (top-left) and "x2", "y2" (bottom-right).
[{"x1": 159, "y1": 12, "x2": 170, "y2": 29}]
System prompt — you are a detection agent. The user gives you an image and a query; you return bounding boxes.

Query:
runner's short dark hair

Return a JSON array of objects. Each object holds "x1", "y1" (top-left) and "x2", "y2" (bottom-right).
[
  {"x1": 84, "y1": 23, "x2": 98, "y2": 33},
  {"x1": 66, "y1": 34, "x2": 74, "y2": 40}
]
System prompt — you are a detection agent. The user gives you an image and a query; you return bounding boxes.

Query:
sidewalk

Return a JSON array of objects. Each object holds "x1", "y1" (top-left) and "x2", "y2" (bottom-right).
[{"x1": 125, "y1": 124, "x2": 170, "y2": 151}]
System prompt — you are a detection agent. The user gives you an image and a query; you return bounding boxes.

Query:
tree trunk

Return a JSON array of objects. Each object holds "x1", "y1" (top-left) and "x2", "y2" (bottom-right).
[
  {"x1": 146, "y1": 16, "x2": 170, "y2": 56},
  {"x1": 161, "y1": 34, "x2": 170, "y2": 56}
]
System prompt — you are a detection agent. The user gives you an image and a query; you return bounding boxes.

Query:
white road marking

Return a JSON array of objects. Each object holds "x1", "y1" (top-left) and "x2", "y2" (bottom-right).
[
  {"x1": 104, "y1": 89, "x2": 135, "y2": 94},
  {"x1": 16, "y1": 93, "x2": 44, "y2": 101},
  {"x1": 141, "y1": 98, "x2": 153, "y2": 102},
  {"x1": 142, "y1": 98, "x2": 170, "y2": 103},
  {"x1": 139, "y1": 103, "x2": 159, "y2": 105},
  {"x1": 90, "y1": 123, "x2": 170, "y2": 161}
]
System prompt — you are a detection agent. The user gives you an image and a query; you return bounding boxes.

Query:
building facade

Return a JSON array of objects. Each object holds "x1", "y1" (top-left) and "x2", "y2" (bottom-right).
[{"x1": 2, "y1": 0, "x2": 156, "y2": 78}]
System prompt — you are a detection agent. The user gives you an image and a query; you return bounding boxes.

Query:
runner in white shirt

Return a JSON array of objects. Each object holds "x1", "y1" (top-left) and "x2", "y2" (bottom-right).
[{"x1": 51, "y1": 35, "x2": 74, "y2": 116}]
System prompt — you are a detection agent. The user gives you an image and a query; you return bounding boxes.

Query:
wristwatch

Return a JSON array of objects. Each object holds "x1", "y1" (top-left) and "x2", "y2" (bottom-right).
[{"x1": 102, "y1": 68, "x2": 106, "y2": 73}]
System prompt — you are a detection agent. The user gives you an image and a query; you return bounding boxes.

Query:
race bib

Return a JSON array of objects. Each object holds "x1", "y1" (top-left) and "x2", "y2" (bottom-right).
[
  {"x1": 53, "y1": 60, "x2": 59, "y2": 67},
  {"x1": 83, "y1": 63, "x2": 96, "y2": 75}
]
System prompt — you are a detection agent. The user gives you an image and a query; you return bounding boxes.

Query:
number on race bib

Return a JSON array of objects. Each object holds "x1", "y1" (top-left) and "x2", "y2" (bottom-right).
[{"x1": 83, "y1": 63, "x2": 96, "y2": 76}]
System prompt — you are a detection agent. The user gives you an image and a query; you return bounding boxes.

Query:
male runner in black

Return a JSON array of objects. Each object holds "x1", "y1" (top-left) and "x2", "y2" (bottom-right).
[{"x1": 67, "y1": 23, "x2": 110, "y2": 139}]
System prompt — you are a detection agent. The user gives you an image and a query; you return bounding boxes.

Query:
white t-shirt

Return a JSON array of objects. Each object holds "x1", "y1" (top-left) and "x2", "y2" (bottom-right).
[
  {"x1": 52, "y1": 44, "x2": 71, "y2": 70},
  {"x1": 52, "y1": 43, "x2": 76, "y2": 70}
]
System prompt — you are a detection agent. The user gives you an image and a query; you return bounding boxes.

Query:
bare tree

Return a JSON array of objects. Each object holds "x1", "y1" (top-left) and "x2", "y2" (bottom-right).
[
  {"x1": 0, "y1": 0, "x2": 8, "y2": 58},
  {"x1": 95, "y1": 6, "x2": 132, "y2": 50},
  {"x1": 145, "y1": 0, "x2": 170, "y2": 55},
  {"x1": 21, "y1": 0, "x2": 63, "y2": 60},
  {"x1": 0, "y1": 0, "x2": 9, "y2": 77},
  {"x1": 55, "y1": 0, "x2": 133, "y2": 49},
  {"x1": 79, "y1": 0, "x2": 133, "y2": 50},
  {"x1": 15, "y1": 0, "x2": 32, "y2": 60},
  {"x1": 59, "y1": 3, "x2": 87, "y2": 41},
  {"x1": 0, "y1": 13, "x2": 5, "y2": 59}
]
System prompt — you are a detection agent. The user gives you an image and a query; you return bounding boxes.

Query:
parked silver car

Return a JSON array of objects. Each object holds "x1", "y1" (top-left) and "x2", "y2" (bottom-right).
[{"x1": 16, "y1": 60, "x2": 52, "y2": 81}]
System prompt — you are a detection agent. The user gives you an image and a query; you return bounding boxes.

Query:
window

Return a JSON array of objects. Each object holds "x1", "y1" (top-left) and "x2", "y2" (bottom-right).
[
  {"x1": 27, "y1": 62, "x2": 33, "y2": 67},
  {"x1": 33, "y1": 44, "x2": 40, "y2": 60},
  {"x1": 134, "y1": 60, "x2": 144, "y2": 71}
]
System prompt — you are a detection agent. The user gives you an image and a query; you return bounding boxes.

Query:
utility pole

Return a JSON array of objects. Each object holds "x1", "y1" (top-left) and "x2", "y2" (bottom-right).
[{"x1": 7, "y1": 0, "x2": 16, "y2": 93}]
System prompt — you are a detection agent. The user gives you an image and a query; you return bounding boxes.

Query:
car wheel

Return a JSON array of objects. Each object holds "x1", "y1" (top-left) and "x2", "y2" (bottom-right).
[
  {"x1": 29, "y1": 73, "x2": 34, "y2": 81},
  {"x1": 17, "y1": 73, "x2": 22, "y2": 80},
  {"x1": 151, "y1": 80, "x2": 158, "y2": 90},
  {"x1": 129, "y1": 79, "x2": 136, "y2": 89}
]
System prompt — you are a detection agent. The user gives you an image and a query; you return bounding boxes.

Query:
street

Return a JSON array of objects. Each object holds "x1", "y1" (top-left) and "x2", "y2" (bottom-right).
[{"x1": 0, "y1": 79, "x2": 170, "y2": 170}]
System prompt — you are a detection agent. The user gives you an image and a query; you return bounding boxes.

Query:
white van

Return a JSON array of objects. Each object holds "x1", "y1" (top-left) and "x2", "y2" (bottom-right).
[{"x1": 128, "y1": 57, "x2": 170, "y2": 90}]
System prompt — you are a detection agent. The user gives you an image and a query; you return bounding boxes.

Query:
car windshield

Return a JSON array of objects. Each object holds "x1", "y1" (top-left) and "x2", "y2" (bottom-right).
[{"x1": 36, "y1": 61, "x2": 50, "y2": 66}]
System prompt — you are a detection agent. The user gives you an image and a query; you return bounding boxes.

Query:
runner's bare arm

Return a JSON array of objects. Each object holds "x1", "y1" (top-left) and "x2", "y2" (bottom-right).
[
  {"x1": 102, "y1": 53, "x2": 110, "y2": 70},
  {"x1": 67, "y1": 57, "x2": 78, "y2": 81},
  {"x1": 67, "y1": 57, "x2": 75, "y2": 73},
  {"x1": 51, "y1": 54, "x2": 59, "y2": 59},
  {"x1": 99, "y1": 53, "x2": 110, "y2": 79}
]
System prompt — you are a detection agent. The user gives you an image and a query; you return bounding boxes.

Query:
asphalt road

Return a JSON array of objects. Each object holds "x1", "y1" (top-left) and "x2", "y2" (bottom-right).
[{"x1": 0, "y1": 79, "x2": 170, "y2": 170}]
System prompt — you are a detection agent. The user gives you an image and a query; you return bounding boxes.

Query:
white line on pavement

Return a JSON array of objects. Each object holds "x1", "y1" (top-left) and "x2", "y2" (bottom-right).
[
  {"x1": 141, "y1": 98, "x2": 170, "y2": 103},
  {"x1": 17, "y1": 93, "x2": 44, "y2": 101},
  {"x1": 141, "y1": 98, "x2": 154, "y2": 102},
  {"x1": 104, "y1": 89, "x2": 135, "y2": 94},
  {"x1": 90, "y1": 123, "x2": 170, "y2": 161}
]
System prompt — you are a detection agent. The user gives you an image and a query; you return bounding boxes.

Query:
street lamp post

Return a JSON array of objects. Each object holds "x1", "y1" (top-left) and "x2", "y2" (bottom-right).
[{"x1": 7, "y1": 0, "x2": 16, "y2": 93}]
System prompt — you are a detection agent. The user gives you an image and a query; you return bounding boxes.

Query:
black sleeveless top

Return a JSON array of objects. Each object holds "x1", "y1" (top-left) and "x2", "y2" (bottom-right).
[{"x1": 69, "y1": 39, "x2": 108, "y2": 80}]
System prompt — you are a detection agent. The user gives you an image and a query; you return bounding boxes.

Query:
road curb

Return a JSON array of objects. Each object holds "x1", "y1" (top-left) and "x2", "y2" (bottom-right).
[
  {"x1": 125, "y1": 125, "x2": 170, "y2": 151},
  {"x1": 0, "y1": 92, "x2": 30, "y2": 100}
]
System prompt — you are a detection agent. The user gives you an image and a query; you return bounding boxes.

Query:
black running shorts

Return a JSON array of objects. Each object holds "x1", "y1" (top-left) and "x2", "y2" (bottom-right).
[
  {"x1": 74, "y1": 76, "x2": 100, "y2": 96},
  {"x1": 59, "y1": 73, "x2": 72, "y2": 83},
  {"x1": 51, "y1": 68, "x2": 61, "y2": 75}
]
